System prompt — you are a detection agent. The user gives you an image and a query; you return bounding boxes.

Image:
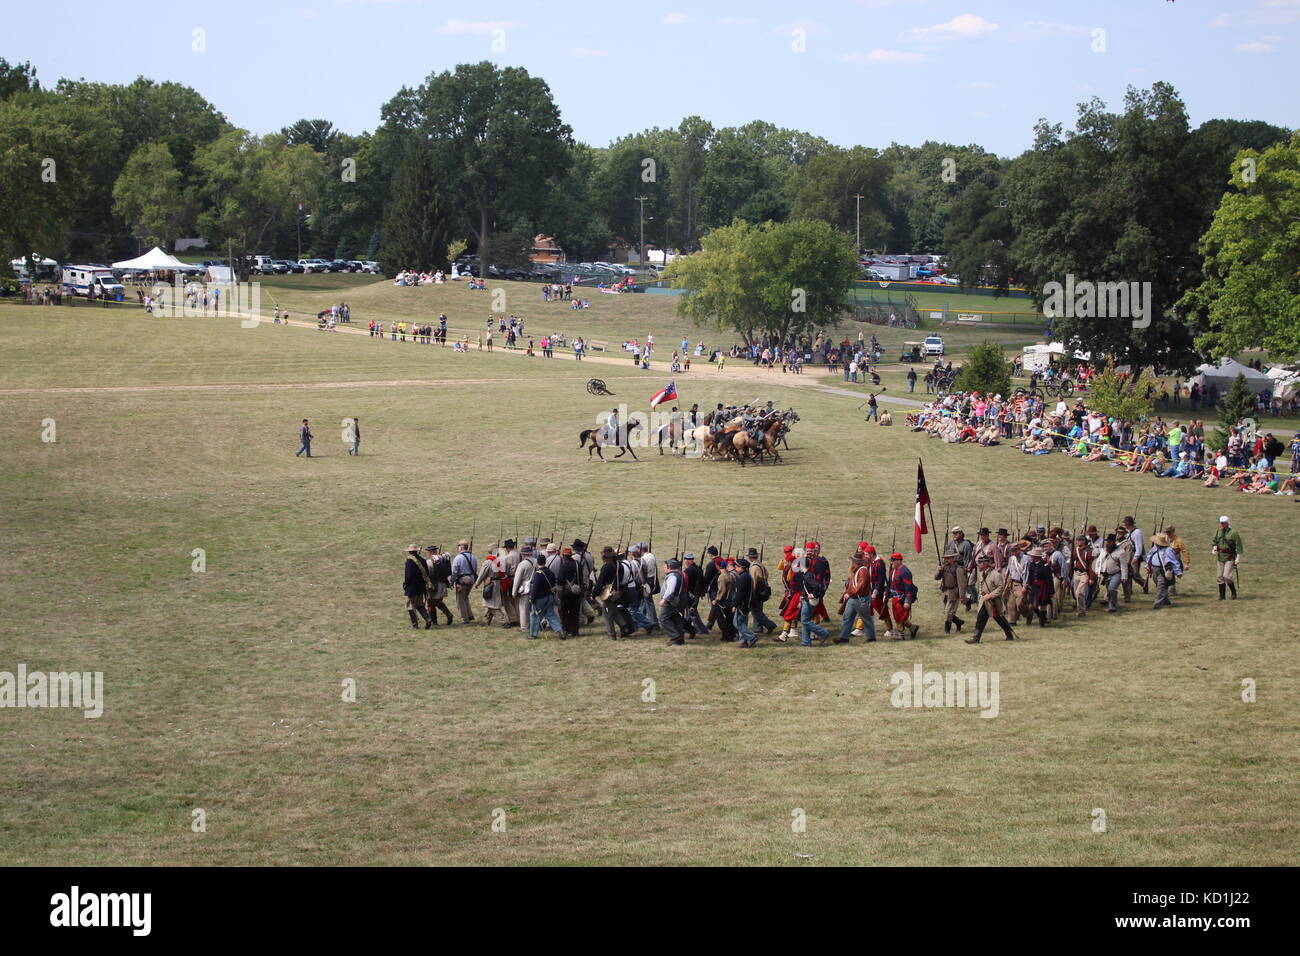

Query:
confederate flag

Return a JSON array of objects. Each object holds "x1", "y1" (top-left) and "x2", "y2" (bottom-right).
[
  {"x1": 914, "y1": 461, "x2": 930, "y2": 553},
  {"x1": 650, "y1": 380, "x2": 678, "y2": 409}
]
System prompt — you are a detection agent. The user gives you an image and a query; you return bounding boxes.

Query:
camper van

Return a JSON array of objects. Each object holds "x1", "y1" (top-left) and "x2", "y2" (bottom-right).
[{"x1": 63, "y1": 265, "x2": 125, "y2": 299}]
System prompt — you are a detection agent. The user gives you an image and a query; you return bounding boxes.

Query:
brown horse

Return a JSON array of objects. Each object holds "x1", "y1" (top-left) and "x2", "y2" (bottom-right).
[{"x1": 579, "y1": 420, "x2": 642, "y2": 461}]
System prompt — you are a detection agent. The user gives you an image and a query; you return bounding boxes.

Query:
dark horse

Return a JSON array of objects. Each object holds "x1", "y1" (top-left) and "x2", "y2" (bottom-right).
[{"x1": 579, "y1": 420, "x2": 643, "y2": 461}]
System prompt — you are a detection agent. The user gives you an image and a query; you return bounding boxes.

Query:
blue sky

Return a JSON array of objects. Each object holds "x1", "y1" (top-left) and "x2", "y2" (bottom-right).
[{"x1": 3, "y1": 0, "x2": 1295, "y2": 155}]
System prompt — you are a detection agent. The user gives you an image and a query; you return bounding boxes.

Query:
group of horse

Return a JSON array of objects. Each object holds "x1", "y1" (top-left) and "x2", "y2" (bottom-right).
[{"x1": 579, "y1": 407, "x2": 800, "y2": 465}]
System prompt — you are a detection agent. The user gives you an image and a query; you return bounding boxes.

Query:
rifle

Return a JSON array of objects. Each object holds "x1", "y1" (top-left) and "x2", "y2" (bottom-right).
[
  {"x1": 468, "y1": 519, "x2": 476, "y2": 555},
  {"x1": 868, "y1": 521, "x2": 876, "y2": 549},
  {"x1": 648, "y1": 514, "x2": 654, "y2": 556},
  {"x1": 718, "y1": 522, "x2": 727, "y2": 561},
  {"x1": 890, "y1": 527, "x2": 897, "y2": 555},
  {"x1": 585, "y1": 514, "x2": 596, "y2": 554},
  {"x1": 700, "y1": 525, "x2": 713, "y2": 563},
  {"x1": 944, "y1": 505, "x2": 951, "y2": 546},
  {"x1": 759, "y1": 536, "x2": 765, "y2": 564},
  {"x1": 674, "y1": 529, "x2": 681, "y2": 561},
  {"x1": 725, "y1": 528, "x2": 734, "y2": 561}
]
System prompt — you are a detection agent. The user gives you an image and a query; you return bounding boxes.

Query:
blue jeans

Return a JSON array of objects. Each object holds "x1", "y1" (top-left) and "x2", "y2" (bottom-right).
[
  {"x1": 626, "y1": 599, "x2": 656, "y2": 631},
  {"x1": 908, "y1": 380, "x2": 915, "y2": 392},
  {"x1": 840, "y1": 596, "x2": 874, "y2": 641},
  {"x1": 529, "y1": 593, "x2": 564, "y2": 637},
  {"x1": 800, "y1": 597, "x2": 828, "y2": 645},
  {"x1": 733, "y1": 609, "x2": 755, "y2": 644},
  {"x1": 639, "y1": 595, "x2": 660, "y2": 626},
  {"x1": 295, "y1": 440, "x2": 312, "y2": 457},
  {"x1": 752, "y1": 601, "x2": 776, "y2": 632},
  {"x1": 349, "y1": 440, "x2": 359, "y2": 455}
]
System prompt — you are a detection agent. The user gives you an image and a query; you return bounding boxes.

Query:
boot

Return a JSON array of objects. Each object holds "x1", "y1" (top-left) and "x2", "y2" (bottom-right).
[
  {"x1": 953, "y1": 617, "x2": 964, "y2": 632},
  {"x1": 1228, "y1": 582, "x2": 1237, "y2": 600},
  {"x1": 964, "y1": 631, "x2": 982, "y2": 644},
  {"x1": 1218, "y1": 584, "x2": 1226, "y2": 600},
  {"x1": 944, "y1": 620, "x2": 952, "y2": 634},
  {"x1": 407, "y1": 610, "x2": 420, "y2": 629}
]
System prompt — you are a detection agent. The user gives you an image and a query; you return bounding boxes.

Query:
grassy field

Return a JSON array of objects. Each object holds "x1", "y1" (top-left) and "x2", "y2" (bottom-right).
[{"x1": 1, "y1": 301, "x2": 1297, "y2": 866}]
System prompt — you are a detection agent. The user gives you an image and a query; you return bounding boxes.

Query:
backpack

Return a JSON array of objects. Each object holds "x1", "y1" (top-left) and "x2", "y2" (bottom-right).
[
  {"x1": 753, "y1": 574, "x2": 772, "y2": 604},
  {"x1": 665, "y1": 571, "x2": 689, "y2": 611}
]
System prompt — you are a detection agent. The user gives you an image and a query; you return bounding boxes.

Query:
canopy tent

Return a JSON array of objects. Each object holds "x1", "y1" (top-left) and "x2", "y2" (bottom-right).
[
  {"x1": 1264, "y1": 365, "x2": 1300, "y2": 401},
  {"x1": 1188, "y1": 358, "x2": 1272, "y2": 395},
  {"x1": 1021, "y1": 341, "x2": 1066, "y2": 372},
  {"x1": 111, "y1": 246, "x2": 201, "y2": 272}
]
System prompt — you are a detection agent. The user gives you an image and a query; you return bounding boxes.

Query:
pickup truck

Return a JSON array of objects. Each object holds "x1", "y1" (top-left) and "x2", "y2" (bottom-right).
[{"x1": 297, "y1": 258, "x2": 331, "y2": 274}]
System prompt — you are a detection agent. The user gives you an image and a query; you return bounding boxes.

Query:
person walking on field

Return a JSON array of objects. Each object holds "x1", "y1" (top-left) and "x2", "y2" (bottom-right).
[
  {"x1": 1212, "y1": 515, "x2": 1244, "y2": 600},
  {"x1": 348, "y1": 417, "x2": 360, "y2": 455},
  {"x1": 403, "y1": 544, "x2": 433, "y2": 630},
  {"x1": 295, "y1": 419, "x2": 313, "y2": 457}
]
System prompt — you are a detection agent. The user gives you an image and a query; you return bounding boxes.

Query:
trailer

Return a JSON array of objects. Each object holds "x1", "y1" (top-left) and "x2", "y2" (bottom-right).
[{"x1": 62, "y1": 265, "x2": 125, "y2": 299}]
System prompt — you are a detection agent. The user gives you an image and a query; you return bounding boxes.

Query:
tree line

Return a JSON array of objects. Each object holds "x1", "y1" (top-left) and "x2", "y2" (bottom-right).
[{"x1": 0, "y1": 57, "x2": 1294, "y2": 370}]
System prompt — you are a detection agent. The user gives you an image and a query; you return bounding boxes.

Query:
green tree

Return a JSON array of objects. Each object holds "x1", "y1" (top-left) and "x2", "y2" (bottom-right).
[
  {"x1": 1181, "y1": 133, "x2": 1300, "y2": 359},
  {"x1": 0, "y1": 58, "x2": 39, "y2": 99},
  {"x1": 670, "y1": 218, "x2": 856, "y2": 344},
  {"x1": 112, "y1": 142, "x2": 193, "y2": 250},
  {"x1": 955, "y1": 342, "x2": 1011, "y2": 397},
  {"x1": 378, "y1": 137, "x2": 451, "y2": 272},
  {"x1": 282, "y1": 118, "x2": 340, "y2": 153},
  {"x1": 1086, "y1": 366, "x2": 1157, "y2": 423},
  {"x1": 1214, "y1": 373, "x2": 1257, "y2": 448},
  {"x1": 0, "y1": 98, "x2": 116, "y2": 272},
  {"x1": 379, "y1": 61, "x2": 572, "y2": 280},
  {"x1": 788, "y1": 146, "x2": 891, "y2": 250},
  {"x1": 942, "y1": 181, "x2": 1013, "y2": 290}
]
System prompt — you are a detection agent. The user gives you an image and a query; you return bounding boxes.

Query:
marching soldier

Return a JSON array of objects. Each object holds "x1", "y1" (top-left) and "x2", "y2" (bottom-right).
[
  {"x1": 402, "y1": 544, "x2": 433, "y2": 630},
  {"x1": 573, "y1": 538, "x2": 600, "y2": 624},
  {"x1": 451, "y1": 540, "x2": 478, "y2": 623},
  {"x1": 1004, "y1": 541, "x2": 1031, "y2": 625},
  {"x1": 1070, "y1": 534, "x2": 1095, "y2": 615},
  {"x1": 425, "y1": 546, "x2": 454, "y2": 625},
  {"x1": 747, "y1": 547, "x2": 777, "y2": 634},
  {"x1": 1115, "y1": 526, "x2": 1136, "y2": 603},
  {"x1": 949, "y1": 527, "x2": 974, "y2": 608},
  {"x1": 934, "y1": 549, "x2": 967, "y2": 633},
  {"x1": 865, "y1": 544, "x2": 893, "y2": 638},
  {"x1": 1026, "y1": 547, "x2": 1054, "y2": 627},
  {"x1": 682, "y1": 552, "x2": 707, "y2": 636},
  {"x1": 965, "y1": 553, "x2": 1017, "y2": 643},
  {"x1": 499, "y1": 539, "x2": 520, "y2": 627},
  {"x1": 659, "y1": 557, "x2": 689, "y2": 645},
  {"x1": 1147, "y1": 532, "x2": 1183, "y2": 609},
  {"x1": 888, "y1": 552, "x2": 918, "y2": 639},
  {"x1": 473, "y1": 549, "x2": 509, "y2": 626},
  {"x1": 839, "y1": 547, "x2": 871, "y2": 643},
  {"x1": 1122, "y1": 516, "x2": 1148, "y2": 594},
  {"x1": 513, "y1": 544, "x2": 536, "y2": 634},
  {"x1": 1212, "y1": 515, "x2": 1244, "y2": 600},
  {"x1": 1164, "y1": 524, "x2": 1190, "y2": 593},
  {"x1": 1092, "y1": 533, "x2": 1127, "y2": 613}
]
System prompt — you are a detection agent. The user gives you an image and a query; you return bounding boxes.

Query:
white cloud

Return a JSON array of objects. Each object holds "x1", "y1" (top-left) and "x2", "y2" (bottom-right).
[
  {"x1": 663, "y1": 12, "x2": 691, "y2": 25},
  {"x1": 437, "y1": 19, "x2": 520, "y2": 35},
  {"x1": 570, "y1": 47, "x2": 607, "y2": 57},
  {"x1": 1210, "y1": 13, "x2": 1233, "y2": 28},
  {"x1": 843, "y1": 49, "x2": 925, "y2": 64},
  {"x1": 911, "y1": 13, "x2": 999, "y2": 39},
  {"x1": 1235, "y1": 39, "x2": 1278, "y2": 52}
]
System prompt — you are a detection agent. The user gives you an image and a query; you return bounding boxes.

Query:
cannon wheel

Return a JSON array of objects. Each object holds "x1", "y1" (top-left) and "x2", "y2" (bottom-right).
[{"x1": 586, "y1": 378, "x2": 613, "y2": 396}]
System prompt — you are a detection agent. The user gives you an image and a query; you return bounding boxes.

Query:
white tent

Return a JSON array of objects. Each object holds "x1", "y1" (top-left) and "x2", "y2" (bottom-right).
[
  {"x1": 1021, "y1": 341, "x2": 1066, "y2": 372},
  {"x1": 112, "y1": 246, "x2": 200, "y2": 272},
  {"x1": 1189, "y1": 358, "x2": 1272, "y2": 395}
]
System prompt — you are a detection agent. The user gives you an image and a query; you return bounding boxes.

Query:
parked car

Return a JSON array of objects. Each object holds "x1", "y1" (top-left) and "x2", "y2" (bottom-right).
[
  {"x1": 298, "y1": 258, "x2": 331, "y2": 273},
  {"x1": 276, "y1": 260, "x2": 303, "y2": 273},
  {"x1": 355, "y1": 261, "x2": 381, "y2": 274},
  {"x1": 937, "y1": 275, "x2": 960, "y2": 285},
  {"x1": 923, "y1": 335, "x2": 945, "y2": 356}
]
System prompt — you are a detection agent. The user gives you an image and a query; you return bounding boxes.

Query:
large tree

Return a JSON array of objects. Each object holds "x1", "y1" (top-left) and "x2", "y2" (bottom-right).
[
  {"x1": 379, "y1": 137, "x2": 451, "y2": 272},
  {"x1": 1181, "y1": 133, "x2": 1300, "y2": 360},
  {"x1": 1004, "y1": 83, "x2": 1207, "y2": 371},
  {"x1": 788, "y1": 146, "x2": 891, "y2": 250},
  {"x1": 112, "y1": 142, "x2": 193, "y2": 251},
  {"x1": 378, "y1": 61, "x2": 572, "y2": 278},
  {"x1": 670, "y1": 218, "x2": 856, "y2": 344}
]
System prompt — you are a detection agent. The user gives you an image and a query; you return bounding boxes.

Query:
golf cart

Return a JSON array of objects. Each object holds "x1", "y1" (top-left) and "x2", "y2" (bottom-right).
[{"x1": 900, "y1": 341, "x2": 924, "y2": 363}]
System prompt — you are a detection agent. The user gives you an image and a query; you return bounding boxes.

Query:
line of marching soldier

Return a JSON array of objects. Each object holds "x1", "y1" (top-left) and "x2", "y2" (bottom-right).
[{"x1": 399, "y1": 516, "x2": 1241, "y2": 645}]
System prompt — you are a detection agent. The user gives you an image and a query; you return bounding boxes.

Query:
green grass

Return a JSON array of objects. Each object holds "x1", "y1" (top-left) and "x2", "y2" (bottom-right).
[{"x1": 1, "y1": 304, "x2": 1296, "y2": 865}]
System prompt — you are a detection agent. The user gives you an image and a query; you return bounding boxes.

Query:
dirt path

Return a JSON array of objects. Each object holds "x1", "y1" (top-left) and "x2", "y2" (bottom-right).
[{"x1": 3, "y1": 308, "x2": 933, "y2": 408}]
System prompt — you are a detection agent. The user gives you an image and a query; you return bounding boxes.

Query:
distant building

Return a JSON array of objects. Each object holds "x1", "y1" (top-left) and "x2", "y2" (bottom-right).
[{"x1": 530, "y1": 235, "x2": 564, "y2": 264}]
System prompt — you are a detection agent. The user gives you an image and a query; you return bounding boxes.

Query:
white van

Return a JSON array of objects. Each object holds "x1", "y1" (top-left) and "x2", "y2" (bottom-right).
[{"x1": 63, "y1": 265, "x2": 125, "y2": 298}]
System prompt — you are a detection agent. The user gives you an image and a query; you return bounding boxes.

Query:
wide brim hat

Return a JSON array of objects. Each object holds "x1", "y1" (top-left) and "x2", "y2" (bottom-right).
[
  {"x1": 406, "y1": 544, "x2": 419, "y2": 553},
  {"x1": 1151, "y1": 533, "x2": 1170, "y2": 547}
]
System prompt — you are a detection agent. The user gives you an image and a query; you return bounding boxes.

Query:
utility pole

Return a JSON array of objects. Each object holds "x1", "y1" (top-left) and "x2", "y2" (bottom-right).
[
  {"x1": 636, "y1": 195, "x2": 648, "y2": 271},
  {"x1": 854, "y1": 193, "x2": 864, "y2": 255}
]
